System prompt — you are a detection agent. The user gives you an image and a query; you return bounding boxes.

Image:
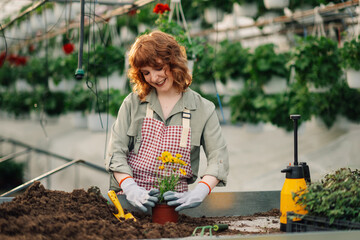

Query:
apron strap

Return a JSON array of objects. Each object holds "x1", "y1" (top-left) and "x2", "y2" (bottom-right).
[
  {"x1": 146, "y1": 104, "x2": 153, "y2": 118},
  {"x1": 180, "y1": 109, "x2": 191, "y2": 148},
  {"x1": 146, "y1": 104, "x2": 190, "y2": 148}
]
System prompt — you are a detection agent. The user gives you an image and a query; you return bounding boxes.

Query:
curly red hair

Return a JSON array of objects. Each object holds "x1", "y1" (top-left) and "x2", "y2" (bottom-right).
[{"x1": 128, "y1": 31, "x2": 192, "y2": 101}]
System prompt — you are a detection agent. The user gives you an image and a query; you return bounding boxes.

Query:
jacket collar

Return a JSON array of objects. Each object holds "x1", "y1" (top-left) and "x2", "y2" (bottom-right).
[{"x1": 144, "y1": 88, "x2": 197, "y2": 118}]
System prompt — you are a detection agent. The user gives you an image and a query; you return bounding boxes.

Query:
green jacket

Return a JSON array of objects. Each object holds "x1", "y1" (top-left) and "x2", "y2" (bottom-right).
[{"x1": 105, "y1": 88, "x2": 229, "y2": 191}]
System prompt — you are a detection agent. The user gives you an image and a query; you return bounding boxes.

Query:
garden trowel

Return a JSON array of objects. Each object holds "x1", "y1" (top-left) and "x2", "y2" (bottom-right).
[{"x1": 108, "y1": 190, "x2": 136, "y2": 222}]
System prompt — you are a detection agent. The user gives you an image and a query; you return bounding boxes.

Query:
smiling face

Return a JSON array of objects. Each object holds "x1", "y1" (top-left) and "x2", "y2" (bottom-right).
[{"x1": 140, "y1": 64, "x2": 176, "y2": 95}]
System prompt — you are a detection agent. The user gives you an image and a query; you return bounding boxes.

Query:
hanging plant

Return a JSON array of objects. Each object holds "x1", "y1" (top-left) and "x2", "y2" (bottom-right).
[
  {"x1": 108, "y1": 88, "x2": 127, "y2": 117},
  {"x1": 214, "y1": 40, "x2": 250, "y2": 84},
  {"x1": 340, "y1": 36, "x2": 360, "y2": 70},
  {"x1": 340, "y1": 36, "x2": 360, "y2": 88},
  {"x1": 249, "y1": 43, "x2": 289, "y2": 88},
  {"x1": 192, "y1": 44, "x2": 215, "y2": 86},
  {"x1": 0, "y1": 62, "x2": 16, "y2": 87},
  {"x1": 229, "y1": 86, "x2": 267, "y2": 124},
  {"x1": 292, "y1": 36, "x2": 342, "y2": 88},
  {"x1": 87, "y1": 45, "x2": 125, "y2": 78},
  {"x1": 24, "y1": 58, "x2": 48, "y2": 86},
  {"x1": 65, "y1": 85, "x2": 92, "y2": 114}
]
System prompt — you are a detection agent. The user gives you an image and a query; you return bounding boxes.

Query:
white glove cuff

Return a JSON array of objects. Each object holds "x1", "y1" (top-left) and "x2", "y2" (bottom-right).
[
  {"x1": 195, "y1": 182, "x2": 211, "y2": 200},
  {"x1": 120, "y1": 177, "x2": 136, "y2": 192}
]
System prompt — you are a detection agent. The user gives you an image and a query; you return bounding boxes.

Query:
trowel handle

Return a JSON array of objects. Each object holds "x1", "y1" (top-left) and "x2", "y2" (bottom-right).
[
  {"x1": 290, "y1": 114, "x2": 301, "y2": 165},
  {"x1": 108, "y1": 190, "x2": 125, "y2": 217},
  {"x1": 213, "y1": 224, "x2": 228, "y2": 231}
]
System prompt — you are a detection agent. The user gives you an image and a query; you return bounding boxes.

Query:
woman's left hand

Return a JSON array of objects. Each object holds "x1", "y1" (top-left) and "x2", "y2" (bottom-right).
[{"x1": 163, "y1": 182, "x2": 209, "y2": 211}]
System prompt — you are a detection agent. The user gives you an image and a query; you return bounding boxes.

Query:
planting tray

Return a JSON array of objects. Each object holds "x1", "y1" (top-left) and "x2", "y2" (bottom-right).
[{"x1": 286, "y1": 212, "x2": 360, "y2": 232}]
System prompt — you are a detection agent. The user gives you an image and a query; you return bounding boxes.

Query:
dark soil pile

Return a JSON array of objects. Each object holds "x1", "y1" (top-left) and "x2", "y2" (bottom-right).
[{"x1": 0, "y1": 182, "x2": 281, "y2": 239}]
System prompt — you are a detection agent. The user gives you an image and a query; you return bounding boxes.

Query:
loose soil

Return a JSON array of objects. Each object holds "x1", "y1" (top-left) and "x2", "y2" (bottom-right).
[{"x1": 0, "y1": 182, "x2": 282, "y2": 239}]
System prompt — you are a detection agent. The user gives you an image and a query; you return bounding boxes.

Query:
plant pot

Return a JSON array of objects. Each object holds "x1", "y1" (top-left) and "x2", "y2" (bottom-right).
[
  {"x1": 152, "y1": 204, "x2": 178, "y2": 224},
  {"x1": 263, "y1": 76, "x2": 287, "y2": 94},
  {"x1": 48, "y1": 78, "x2": 77, "y2": 92},
  {"x1": 233, "y1": 2, "x2": 258, "y2": 17},
  {"x1": 204, "y1": 7, "x2": 224, "y2": 24},
  {"x1": 346, "y1": 69, "x2": 360, "y2": 89},
  {"x1": 71, "y1": 111, "x2": 88, "y2": 128},
  {"x1": 264, "y1": 0, "x2": 289, "y2": 9}
]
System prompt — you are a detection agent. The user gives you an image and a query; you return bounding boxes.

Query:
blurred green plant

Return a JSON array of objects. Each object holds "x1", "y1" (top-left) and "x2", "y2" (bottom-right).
[
  {"x1": 214, "y1": 40, "x2": 250, "y2": 84},
  {"x1": 293, "y1": 36, "x2": 342, "y2": 88},
  {"x1": 340, "y1": 36, "x2": 360, "y2": 70},
  {"x1": 249, "y1": 43, "x2": 289, "y2": 87},
  {"x1": 0, "y1": 160, "x2": 24, "y2": 192}
]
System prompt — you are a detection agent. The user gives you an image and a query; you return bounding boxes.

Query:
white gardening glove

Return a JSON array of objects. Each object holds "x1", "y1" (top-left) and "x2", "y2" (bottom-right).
[
  {"x1": 121, "y1": 178, "x2": 159, "y2": 212},
  {"x1": 163, "y1": 182, "x2": 210, "y2": 211}
]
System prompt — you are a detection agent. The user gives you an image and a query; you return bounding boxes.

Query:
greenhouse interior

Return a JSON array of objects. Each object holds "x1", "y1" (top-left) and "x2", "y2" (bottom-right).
[{"x1": 0, "y1": 0, "x2": 360, "y2": 239}]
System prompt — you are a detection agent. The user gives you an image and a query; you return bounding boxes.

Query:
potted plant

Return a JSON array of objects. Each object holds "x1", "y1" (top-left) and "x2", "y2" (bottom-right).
[
  {"x1": 291, "y1": 168, "x2": 360, "y2": 231},
  {"x1": 86, "y1": 89, "x2": 116, "y2": 131},
  {"x1": 152, "y1": 151, "x2": 189, "y2": 224},
  {"x1": 24, "y1": 58, "x2": 49, "y2": 87},
  {"x1": 65, "y1": 84, "x2": 92, "y2": 128},
  {"x1": 108, "y1": 88, "x2": 127, "y2": 118},
  {"x1": 229, "y1": 86, "x2": 267, "y2": 131},
  {"x1": 0, "y1": 61, "x2": 16, "y2": 88},
  {"x1": 48, "y1": 53, "x2": 78, "y2": 92},
  {"x1": 192, "y1": 44, "x2": 216, "y2": 93},
  {"x1": 340, "y1": 36, "x2": 360, "y2": 88},
  {"x1": 1, "y1": 91, "x2": 33, "y2": 119},
  {"x1": 249, "y1": 43, "x2": 289, "y2": 93},
  {"x1": 312, "y1": 81, "x2": 345, "y2": 129},
  {"x1": 31, "y1": 86, "x2": 66, "y2": 122},
  {"x1": 292, "y1": 36, "x2": 342, "y2": 91},
  {"x1": 214, "y1": 40, "x2": 250, "y2": 94}
]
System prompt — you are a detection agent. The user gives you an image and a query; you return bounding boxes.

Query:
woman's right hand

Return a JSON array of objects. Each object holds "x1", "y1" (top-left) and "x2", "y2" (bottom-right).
[{"x1": 120, "y1": 177, "x2": 159, "y2": 212}]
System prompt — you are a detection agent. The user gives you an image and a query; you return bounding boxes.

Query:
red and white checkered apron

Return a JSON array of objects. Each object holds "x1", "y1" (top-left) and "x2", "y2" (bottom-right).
[{"x1": 127, "y1": 105, "x2": 193, "y2": 192}]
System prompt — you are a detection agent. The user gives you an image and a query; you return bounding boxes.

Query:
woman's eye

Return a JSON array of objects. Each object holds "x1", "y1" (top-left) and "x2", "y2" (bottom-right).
[{"x1": 156, "y1": 67, "x2": 163, "y2": 71}]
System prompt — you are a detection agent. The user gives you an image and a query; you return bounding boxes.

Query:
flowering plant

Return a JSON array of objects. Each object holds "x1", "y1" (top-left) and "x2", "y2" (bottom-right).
[
  {"x1": 153, "y1": 3, "x2": 170, "y2": 14},
  {"x1": 155, "y1": 151, "x2": 187, "y2": 202}
]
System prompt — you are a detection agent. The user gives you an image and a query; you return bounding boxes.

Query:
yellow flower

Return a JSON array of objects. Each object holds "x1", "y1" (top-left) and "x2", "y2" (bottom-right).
[
  {"x1": 159, "y1": 165, "x2": 165, "y2": 170},
  {"x1": 176, "y1": 153, "x2": 182, "y2": 159},
  {"x1": 179, "y1": 168, "x2": 186, "y2": 176}
]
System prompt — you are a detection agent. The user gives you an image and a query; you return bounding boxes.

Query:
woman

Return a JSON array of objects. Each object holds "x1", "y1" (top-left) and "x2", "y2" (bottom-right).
[{"x1": 106, "y1": 31, "x2": 229, "y2": 212}]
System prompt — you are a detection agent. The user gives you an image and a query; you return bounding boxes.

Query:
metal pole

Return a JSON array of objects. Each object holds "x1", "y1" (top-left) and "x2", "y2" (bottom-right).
[
  {"x1": 0, "y1": 148, "x2": 31, "y2": 164},
  {"x1": 0, "y1": 159, "x2": 85, "y2": 197},
  {"x1": 75, "y1": 0, "x2": 85, "y2": 80},
  {"x1": 290, "y1": 115, "x2": 301, "y2": 166}
]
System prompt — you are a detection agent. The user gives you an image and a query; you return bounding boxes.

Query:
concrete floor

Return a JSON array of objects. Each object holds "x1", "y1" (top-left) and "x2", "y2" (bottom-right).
[{"x1": 1, "y1": 113, "x2": 359, "y2": 195}]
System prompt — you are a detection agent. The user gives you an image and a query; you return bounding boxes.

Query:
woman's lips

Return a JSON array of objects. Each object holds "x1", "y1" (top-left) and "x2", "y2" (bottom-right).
[{"x1": 156, "y1": 79, "x2": 166, "y2": 87}]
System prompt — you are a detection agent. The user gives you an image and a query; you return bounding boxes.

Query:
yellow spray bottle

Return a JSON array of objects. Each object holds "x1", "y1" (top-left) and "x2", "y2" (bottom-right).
[{"x1": 280, "y1": 115, "x2": 311, "y2": 232}]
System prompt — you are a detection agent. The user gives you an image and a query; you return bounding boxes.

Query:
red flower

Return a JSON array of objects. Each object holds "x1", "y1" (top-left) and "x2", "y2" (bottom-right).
[
  {"x1": 62, "y1": 43, "x2": 75, "y2": 55},
  {"x1": 16, "y1": 56, "x2": 27, "y2": 66},
  {"x1": 6, "y1": 54, "x2": 27, "y2": 66},
  {"x1": 153, "y1": 3, "x2": 170, "y2": 14}
]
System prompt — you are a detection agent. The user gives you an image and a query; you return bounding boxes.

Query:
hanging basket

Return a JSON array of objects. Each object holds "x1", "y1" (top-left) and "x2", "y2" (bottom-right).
[
  {"x1": 152, "y1": 203, "x2": 178, "y2": 224},
  {"x1": 346, "y1": 69, "x2": 360, "y2": 89},
  {"x1": 264, "y1": 0, "x2": 289, "y2": 9}
]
